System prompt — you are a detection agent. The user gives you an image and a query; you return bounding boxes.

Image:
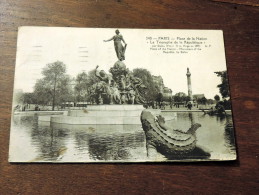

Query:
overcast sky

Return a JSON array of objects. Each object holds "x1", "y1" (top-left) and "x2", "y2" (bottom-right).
[{"x1": 14, "y1": 27, "x2": 227, "y2": 99}]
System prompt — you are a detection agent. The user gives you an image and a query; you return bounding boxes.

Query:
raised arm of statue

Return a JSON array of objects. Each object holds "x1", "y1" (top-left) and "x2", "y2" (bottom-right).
[
  {"x1": 103, "y1": 36, "x2": 114, "y2": 42},
  {"x1": 95, "y1": 66, "x2": 101, "y2": 79}
]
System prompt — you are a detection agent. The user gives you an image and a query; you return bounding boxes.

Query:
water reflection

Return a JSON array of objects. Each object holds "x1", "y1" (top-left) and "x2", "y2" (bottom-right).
[
  {"x1": 224, "y1": 116, "x2": 236, "y2": 152},
  {"x1": 88, "y1": 134, "x2": 131, "y2": 161},
  {"x1": 31, "y1": 121, "x2": 69, "y2": 161},
  {"x1": 38, "y1": 123, "x2": 145, "y2": 161},
  {"x1": 163, "y1": 112, "x2": 236, "y2": 160},
  {"x1": 189, "y1": 112, "x2": 194, "y2": 125},
  {"x1": 10, "y1": 112, "x2": 236, "y2": 162},
  {"x1": 69, "y1": 124, "x2": 145, "y2": 161}
]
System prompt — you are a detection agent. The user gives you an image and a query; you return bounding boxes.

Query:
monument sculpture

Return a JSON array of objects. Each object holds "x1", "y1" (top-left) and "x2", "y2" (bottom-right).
[
  {"x1": 39, "y1": 29, "x2": 147, "y2": 125},
  {"x1": 94, "y1": 65, "x2": 112, "y2": 104},
  {"x1": 104, "y1": 29, "x2": 127, "y2": 61},
  {"x1": 91, "y1": 57, "x2": 147, "y2": 105}
]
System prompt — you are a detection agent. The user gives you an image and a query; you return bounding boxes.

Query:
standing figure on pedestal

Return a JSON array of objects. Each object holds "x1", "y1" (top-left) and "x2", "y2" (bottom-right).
[{"x1": 104, "y1": 29, "x2": 127, "y2": 61}]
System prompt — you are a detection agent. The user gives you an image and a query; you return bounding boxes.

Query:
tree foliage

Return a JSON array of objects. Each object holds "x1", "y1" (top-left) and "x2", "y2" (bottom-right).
[
  {"x1": 197, "y1": 96, "x2": 207, "y2": 105},
  {"x1": 74, "y1": 72, "x2": 90, "y2": 102},
  {"x1": 174, "y1": 92, "x2": 190, "y2": 103},
  {"x1": 214, "y1": 94, "x2": 220, "y2": 101},
  {"x1": 55, "y1": 75, "x2": 73, "y2": 104},
  {"x1": 23, "y1": 93, "x2": 36, "y2": 104},
  {"x1": 215, "y1": 71, "x2": 230, "y2": 98},
  {"x1": 156, "y1": 93, "x2": 163, "y2": 103},
  {"x1": 207, "y1": 99, "x2": 214, "y2": 105},
  {"x1": 42, "y1": 61, "x2": 66, "y2": 80},
  {"x1": 13, "y1": 90, "x2": 25, "y2": 105},
  {"x1": 33, "y1": 61, "x2": 73, "y2": 110},
  {"x1": 132, "y1": 68, "x2": 159, "y2": 102},
  {"x1": 34, "y1": 79, "x2": 53, "y2": 106}
]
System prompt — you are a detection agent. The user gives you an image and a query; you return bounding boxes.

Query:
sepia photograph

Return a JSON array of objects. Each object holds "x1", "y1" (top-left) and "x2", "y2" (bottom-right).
[{"x1": 9, "y1": 27, "x2": 236, "y2": 162}]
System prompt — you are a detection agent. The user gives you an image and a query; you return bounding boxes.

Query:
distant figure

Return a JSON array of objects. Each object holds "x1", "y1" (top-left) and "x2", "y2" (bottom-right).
[
  {"x1": 104, "y1": 29, "x2": 127, "y2": 61},
  {"x1": 161, "y1": 102, "x2": 165, "y2": 110},
  {"x1": 187, "y1": 101, "x2": 192, "y2": 110},
  {"x1": 169, "y1": 98, "x2": 173, "y2": 109},
  {"x1": 14, "y1": 105, "x2": 20, "y2": 111},
  {"x1": 215, "y1": 101, "x2": 226, "y2": 115},
  {"x1": 204, "y1": 102, "x2": 226, "y2": 116}
]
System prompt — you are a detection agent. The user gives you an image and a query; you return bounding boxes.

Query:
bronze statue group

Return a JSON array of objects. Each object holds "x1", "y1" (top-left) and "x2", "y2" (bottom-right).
[{"x1": 90, "y1": 30, "x2": 147, "y2": 105}]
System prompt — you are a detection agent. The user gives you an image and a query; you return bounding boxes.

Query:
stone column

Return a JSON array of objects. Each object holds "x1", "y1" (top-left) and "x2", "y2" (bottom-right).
[{"x1": 186, "y1": 68, "x2": 193, "y2": 101}]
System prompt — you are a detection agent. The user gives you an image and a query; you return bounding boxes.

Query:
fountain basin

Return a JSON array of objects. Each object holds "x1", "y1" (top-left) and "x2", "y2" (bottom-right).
[{"x1": 39, "y1": 105, "x2": 145, "y2": 125}]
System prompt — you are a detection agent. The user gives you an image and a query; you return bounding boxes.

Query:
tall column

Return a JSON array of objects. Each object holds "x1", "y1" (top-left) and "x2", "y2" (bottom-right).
[{"x1": 186, "y1": 68, "x2": 193, "y2": 101}]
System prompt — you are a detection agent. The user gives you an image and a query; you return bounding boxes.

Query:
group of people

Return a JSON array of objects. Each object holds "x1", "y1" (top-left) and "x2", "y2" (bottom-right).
[
  {"x1": 208, "y1": 101, "x2": 226, "y2": 115},
  {"x1": 14, "y1": 104, "x2": 40, "y2": 112}
]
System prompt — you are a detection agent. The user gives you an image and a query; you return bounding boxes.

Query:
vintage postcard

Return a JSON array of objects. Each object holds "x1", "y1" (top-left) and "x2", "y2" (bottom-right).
[{"x1": 9, "y1": 27, "x2": 236, "y2": 162}]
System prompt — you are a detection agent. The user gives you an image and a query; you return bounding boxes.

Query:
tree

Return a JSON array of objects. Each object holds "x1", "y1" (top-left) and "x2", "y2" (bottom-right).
[
  {"x1": 23, "y1": 93, "x2": 36, "y2": 105},
  {"x1": 34, "y1": 61, "x2": 72, "y2": 110},
  {"x1": 34, "y1": 79, "x2": 53, "y2": 106},
  {"x1": 184, "y1": 96, "x2": 191, "y2": 103},
  {"x1": 156, "y1": 92, "x2": 163, "y2": 107},
  {"x1": 55, "y1": 75, "x2": 73, "y2": 105},
  {"x1": 214, "y1": 94, "x2": 220, "y2": 102},
  {"x1": 74, "y1": 72, "x2": 89, "y2": 102},
  {"x1": 197, "y1": 96, "x2": 207, "y2": 105},
  {"x1": 214, "y1": 71, "x2": 230, "y2": 98},
  {"x1": 173, "y1": 95, "x2": 181, "y2": 103},
  {"x1": 174, "y1": 92, "x2": 187, "y2": 103},
  {"x1": 207, "y1": 99, "x2": 214, "y2": 105},
  {"x1": 132, "y1": 68, "x2": 159, "y2": 102},
  {"x1": 13, "y1": 90, "x2": 25, "y2": 105}
]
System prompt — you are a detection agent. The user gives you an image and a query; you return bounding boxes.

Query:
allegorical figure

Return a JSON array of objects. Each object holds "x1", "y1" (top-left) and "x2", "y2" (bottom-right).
[
  {"x1": 128, "y1": 74, "x2": 147, "y2": 104},
  {"x1": 104, "y1": 29, "x2": 127, "y2": 61},
  {"x1": 94, "y1": 65, "x2": 112, "y2": 104},
  {"x1": 95, "y1": 65, "x2": 112, "y2": 86}
]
